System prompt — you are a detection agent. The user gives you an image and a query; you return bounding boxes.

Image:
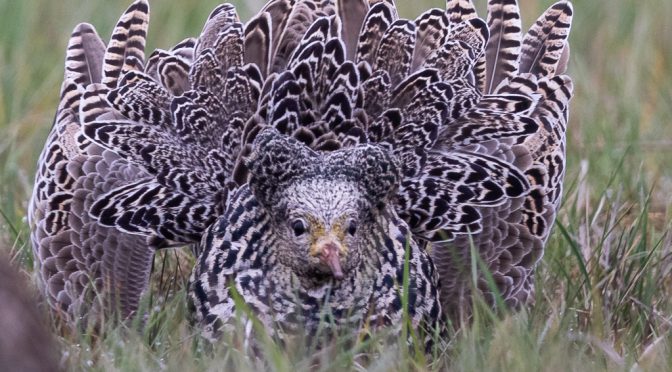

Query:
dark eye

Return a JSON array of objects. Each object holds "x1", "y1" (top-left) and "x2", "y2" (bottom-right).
[
  {"x1": 291, "y1": 219, "x2": 307, "y2": 237},
  {"x1": 347, "y1": 219, "x2": 357, "y2": 236}
]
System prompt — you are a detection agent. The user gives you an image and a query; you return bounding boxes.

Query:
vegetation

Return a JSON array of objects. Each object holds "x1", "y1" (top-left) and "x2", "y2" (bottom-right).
[{"x1": 1, "y1": 0, "x2": 671, "y2": 370}]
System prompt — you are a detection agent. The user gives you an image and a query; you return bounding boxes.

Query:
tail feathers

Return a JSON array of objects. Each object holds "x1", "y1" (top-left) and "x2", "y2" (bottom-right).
[
  {"x1": 145, "y1": 49, "x2": 176, "y2": 86},
  {"x1": 391, "y1": 87, "x2": 446, "y2": 175},
  {"x1": 143, "y1": 38, "x2": 194, "y2": 96},
  {"x1": 404, "y1": 81, "x2": 454, "y2": 125},
  {"x1": 424, "y1": 40, "x2": 476, "y2": 82},
  {"x1": 556, "y1": 44, "x2": 570, "y2": 75},
  {"x1": 244, "y1": 12, "x2": 273, "y2": 77},
  {"x1": 58, "y1": 79, "x2": 85, "y2": 114},
  {"x1": 323, "y1": 61, "x2": 359, "y2": 126},
  {"x1": 271, "y1": 1, "x2": 336, "y2": 74},
  {"x1": 355, "y1": 1, "x2": 398, "y2": 66},
  {"x1": 81, "y1": 120, "x2": 228, "y2": 188},
  {"x1": 261, "y1": 0, "x2": 296, "y2": 62},
  {"x1": 446, "y1": 0, "x2": 479, "y2": 23},
  {"x1": 190, "y1": 50, "x2": 225, "y2": 96},
  {"x1": 226, "y1": 64, "x2": 263, "y2": 118},
  {"x1": 170, "y1": 37, "x2": 197, "y2": 62},
  {"x1": 79, "y1": 84, "x2": 113, "y2": 125},
  {"x1": 211, "y1": 23, "x2": 246, "y2": 80},
  {"x1": 316, "y1": 38, "x2": 347, "y2": 103},
  {"x1": 288, "y1": 17, "x2": 333, "y2": 70},
  {"x1": 195, "y1": 4, "x2": 239, "y2": 57},
  {"x1": 438, "y1": 92, "x2": 539, "y2": 149},
  {"x1": 492, "y1": 72, "x2": 538, "y2": 96},
  {"x1": 337, "y1": 0, "x2": 369, "y2": 59},
  {"x1": 450, "y1": 18, "x2": 489, "y2": 93},
  {"x1": 519, "y1": 1, "x2": 573, "y2": 77},
  {"x1": 389, "y1": 68, "x2": 440, "y2": 109},
  {"x1": 521, "y1": 75, "x2": 572, "y2": 158},
  {"x1": 171, "y1": 89, "x2": 227, "y2": 148},
  {"x1": 374, "y1": 20, "x2": 416, "y2": 86},
  {"x1": 412, "y1": 9, "x2": 450, "y2": 72},
  {"x1": 526, "y1": 75, "x2": 572, "y2": 216},
  {"x1": 106, "y1": 71, "x2": 172, "y2": 126},
  {"x1": 32, "y1": 74, "x2": 156, "y2": 324},
  {"x1": 101, "y1": 0, "x2": 149, "y2": 89},
  {"x1": 360, "y1": 69, "x2": 391, "y2": 118},
  {"x1": 485, "y1": 0, "x2": 522, "y2": 94},
  {"x1": 64, "y1": 23, "x2": 106, "y2": 86},
  {"x1": 156, "y1": 52, "x2": 191, "y2": 96}
]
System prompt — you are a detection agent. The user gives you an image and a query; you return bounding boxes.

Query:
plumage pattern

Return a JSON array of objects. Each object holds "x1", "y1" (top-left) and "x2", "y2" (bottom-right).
[
  {"x1": 29, "y1": 0, "x2": 574, "y2": 348},
  {"x1": 191, "y1": 131, "x2": 442, "y2": 348}
]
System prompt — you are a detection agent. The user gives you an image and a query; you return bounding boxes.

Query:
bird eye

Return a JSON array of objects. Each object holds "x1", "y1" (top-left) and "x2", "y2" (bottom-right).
[
  {"x1": 347, "y1": 219, "x2": 357, "y2": 236},
  {"x1": 291, "y1": 219, "x2": 307, "y2": 237}
]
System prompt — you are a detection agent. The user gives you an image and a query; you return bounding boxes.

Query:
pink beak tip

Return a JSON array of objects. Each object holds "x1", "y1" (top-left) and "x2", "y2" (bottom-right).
[{"x1": 322, "y1": 243, "x2": 345, "y2": 280}]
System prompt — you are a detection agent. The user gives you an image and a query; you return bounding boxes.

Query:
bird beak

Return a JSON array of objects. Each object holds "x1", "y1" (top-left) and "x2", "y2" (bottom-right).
[
  {"x1": 311, "y1": 237, "x2": 345, "y2": 280},
  {"x1": 320, "y1": 242, "x2": 344, "y2": 280}
]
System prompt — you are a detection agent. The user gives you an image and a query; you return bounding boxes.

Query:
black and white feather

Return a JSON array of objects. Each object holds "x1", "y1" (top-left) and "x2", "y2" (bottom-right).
[{"x1": 29, "y1": 0, "x2": 574, "y2": 345}]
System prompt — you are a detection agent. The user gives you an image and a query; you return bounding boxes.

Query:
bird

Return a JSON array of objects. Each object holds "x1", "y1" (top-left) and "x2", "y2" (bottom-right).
[{"x1": 28, "y1": 0, "x2": 574, "y2": 346}]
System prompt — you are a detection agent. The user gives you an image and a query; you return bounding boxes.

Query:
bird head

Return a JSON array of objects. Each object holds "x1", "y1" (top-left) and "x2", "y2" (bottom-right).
[{"x1": 247, "y1": 129, "x2": 400, "y2": 281}]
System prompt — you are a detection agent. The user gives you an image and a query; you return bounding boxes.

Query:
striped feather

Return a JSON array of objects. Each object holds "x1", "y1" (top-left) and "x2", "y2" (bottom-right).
[
  {"x1": 374, "y1": 19, "x2": 416, "y2": 86},
  {"x1": 101, "y1": 0, "x2": 150, "y2": 89},
  {"x1": 64, "y1": 23, "x2": 106, "y2": 86},
  {"x1": 446, "y1": 0, "x2": 478, "y2": 23},
  {"x1": 412, "y1": 9, "x2": 450, "y2": 72},
  {"x1": 519, "y1": 1, "x2": 573, "y2": 77},
  {"x1": 195, "y1": 4, "x2": 240, "y2": 57},
  {"x1": 485, "y1": 0, "x2": 522, "y2": 94},
  {"x1": 355, "y1": 1, "x2": 397, "y2": 66}
]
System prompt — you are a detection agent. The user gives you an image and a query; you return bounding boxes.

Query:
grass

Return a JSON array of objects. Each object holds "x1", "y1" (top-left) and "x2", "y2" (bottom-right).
[{"x1": 1, "y1": 0, "x2": 671, "y2": 370}]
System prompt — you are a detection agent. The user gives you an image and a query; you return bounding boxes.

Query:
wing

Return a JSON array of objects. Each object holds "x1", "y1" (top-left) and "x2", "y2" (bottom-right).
[
  {"x1": 429, "y1": 2, "x2": 574, "y2": 321},
  {"x1": 29, "y1": 2, "x2": 158, "y2": 325}
]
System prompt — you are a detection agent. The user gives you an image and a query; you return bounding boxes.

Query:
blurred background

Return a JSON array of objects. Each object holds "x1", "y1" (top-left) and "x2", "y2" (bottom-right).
[{"x1": 0, "y1": 0, "x2": 671, "y2": 369}]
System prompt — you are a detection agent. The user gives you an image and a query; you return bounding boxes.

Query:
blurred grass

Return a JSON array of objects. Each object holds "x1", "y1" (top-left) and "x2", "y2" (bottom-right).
[{"x1": 1, "y1": 0, "x2": 671, "y2": 370}]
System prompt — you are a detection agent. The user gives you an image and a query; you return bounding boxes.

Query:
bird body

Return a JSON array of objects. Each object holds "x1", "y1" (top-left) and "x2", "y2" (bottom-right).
[
  {"x1": 29, "y1": 0, "x2": 574, "y2": 347},
  {"x1": 190, "y1": 131, "x2": 442, "y2": 344}
]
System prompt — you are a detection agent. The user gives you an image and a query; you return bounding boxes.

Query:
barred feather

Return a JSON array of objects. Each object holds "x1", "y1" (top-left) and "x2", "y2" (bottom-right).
[
  {"x1": 485, "y1": 0, "x2": 522, "y2": 93},
  {"x1": 519, "y1": 1, "x2": 573, "y2": 77},
  {"x1": 64, "y1": 23, "x2": 106, "y2": 86},
  {"x1": 446, "y1": 0, "x2": 479, "y2": 23},
  {"x1": 101, "y1": 0, "x2": 149, "y2": 89}
]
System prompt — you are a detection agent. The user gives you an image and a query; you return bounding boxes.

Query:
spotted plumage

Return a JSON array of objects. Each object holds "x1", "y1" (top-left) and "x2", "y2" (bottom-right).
[
  {"x1": 29, "y1": 0, "x2": 574, "y2": 350},
  {"x1": 191, "y1": 131, "x2": 442, "y2": 348}
]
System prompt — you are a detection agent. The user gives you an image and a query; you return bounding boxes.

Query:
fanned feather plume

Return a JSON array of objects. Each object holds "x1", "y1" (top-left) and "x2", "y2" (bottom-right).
[{"x1": 30, "y1": 0, "x2": 574, "y2": 347}]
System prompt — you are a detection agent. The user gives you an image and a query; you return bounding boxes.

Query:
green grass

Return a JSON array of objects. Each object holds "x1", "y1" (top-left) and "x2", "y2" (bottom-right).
[{"x1": 1, "y1": 0, "x2": 672, "y2": 370}]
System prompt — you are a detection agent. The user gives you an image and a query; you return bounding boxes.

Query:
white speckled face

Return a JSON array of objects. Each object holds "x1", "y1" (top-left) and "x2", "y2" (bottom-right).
[
  {"x1": 246, "y1": 130, "x2": 401, "y2": 282},
  {"x1": 274, "y1": 178, "x2": 369, "y2": 280}
]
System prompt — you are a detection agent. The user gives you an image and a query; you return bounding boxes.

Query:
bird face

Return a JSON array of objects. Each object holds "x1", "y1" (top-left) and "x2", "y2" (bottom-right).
[
  {"x1": 277, "y1": 179, "x2": 367, "y2": 281},
  {"x1": 246, "y1": 129, "x2": 401, "y2": 282}
]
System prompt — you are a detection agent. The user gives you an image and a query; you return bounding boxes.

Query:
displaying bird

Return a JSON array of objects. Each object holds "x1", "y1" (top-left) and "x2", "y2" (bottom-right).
[{"x1": 28, "y1": 0, "x2": 574, "y2": 346}]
